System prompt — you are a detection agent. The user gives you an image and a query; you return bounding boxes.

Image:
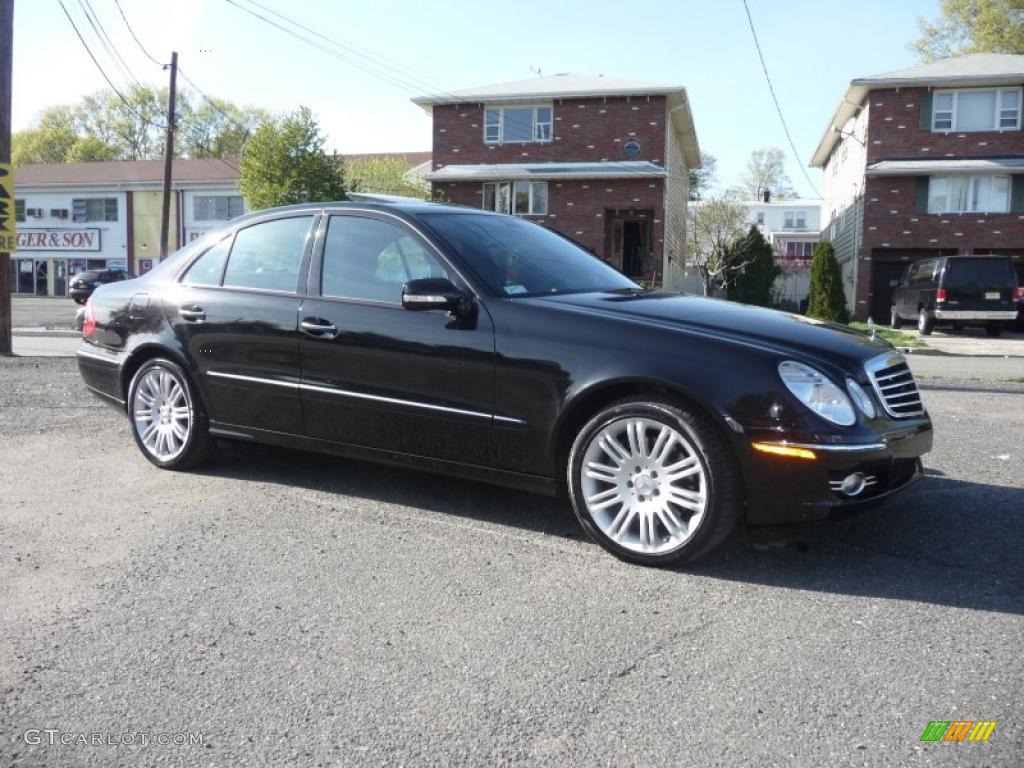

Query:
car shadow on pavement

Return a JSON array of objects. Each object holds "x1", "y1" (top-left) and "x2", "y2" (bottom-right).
[{"x1": 196, "y1": 443, "x2": 1024, "y2": 615}]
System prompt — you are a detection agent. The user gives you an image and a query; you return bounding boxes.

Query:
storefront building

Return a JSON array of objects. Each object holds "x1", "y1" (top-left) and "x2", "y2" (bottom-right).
[{"x1": 10, "y1": 159, "x2": 245, "y2": 296}]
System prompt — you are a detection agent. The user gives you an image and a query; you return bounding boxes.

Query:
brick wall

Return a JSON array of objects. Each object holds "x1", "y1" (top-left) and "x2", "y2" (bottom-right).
[
  {"x1": 438, "y1": 178, "x2": 665, "y2": 269},
  {"x1": 866, "y1": 86, "x2": 1024, "y2": 162},
  {"x1": 431, "y1": 95, "x2": 668, "y2": 168}
]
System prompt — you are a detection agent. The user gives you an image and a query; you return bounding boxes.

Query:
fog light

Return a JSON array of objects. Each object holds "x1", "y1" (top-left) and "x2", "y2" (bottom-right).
[{"x1": 838, "y1": 472, "x2": 867, "y2": 496}]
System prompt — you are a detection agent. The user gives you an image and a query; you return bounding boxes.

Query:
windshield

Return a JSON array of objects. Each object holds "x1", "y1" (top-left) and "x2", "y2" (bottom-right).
[{"x1": 420, "y1": 213, "x2": 639, "y2": 298}]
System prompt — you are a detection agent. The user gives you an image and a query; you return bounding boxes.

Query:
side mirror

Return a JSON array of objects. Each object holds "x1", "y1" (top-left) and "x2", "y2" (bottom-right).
[{"x1": 402, "y1": 277, "x2": 471, "y2": 314}]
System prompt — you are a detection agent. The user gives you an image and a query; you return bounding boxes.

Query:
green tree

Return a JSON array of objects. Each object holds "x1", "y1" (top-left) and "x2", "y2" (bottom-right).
[
  {"x1": 911, "y1": 0, "x2": 1024, "y2": 61},
  {"x1": 727, "y1": 225, "x2": 780, "y2": 307},
  {"x1": 807, "y1": 241, "x2": 850, "y2": 322},
  {"x1": 239, "y1": 106, "x2": 346, "y2": 210},
  {"x1": 179, "y1": 99, "x2": 271, "y2": 159},
  {"x1": 686, "y1": 194, "x2": 750, "y2": 296},
  {"x1": 345, "y1": 154, "x2": 429, "y2": 198},
  {"x1": 688, "y1": 152, "x2": 717, "y2": 202},
  {"x1": 65, "y1": 136, "x2": 119, "y2": 163},
  {"x1": 11, "y1": 106, "x2": 80, "y2": 164}
]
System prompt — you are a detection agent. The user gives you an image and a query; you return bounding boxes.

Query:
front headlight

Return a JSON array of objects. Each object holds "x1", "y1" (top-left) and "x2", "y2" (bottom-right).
[
  {"x1": 846, "y1": 378, "x2": 876, "y2": 419},
  {"x1": 778, "y1": 361, "x2": 856, "y2": 426}
]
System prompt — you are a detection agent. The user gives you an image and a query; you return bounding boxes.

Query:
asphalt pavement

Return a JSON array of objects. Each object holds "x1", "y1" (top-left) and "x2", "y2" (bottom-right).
[{"x1": 0, "y1": 357, "x2": 1022, "y2": 767}]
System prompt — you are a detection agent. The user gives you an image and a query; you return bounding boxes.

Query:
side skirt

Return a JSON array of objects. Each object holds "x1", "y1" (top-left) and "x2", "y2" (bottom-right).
[{"x1": 207, "y1": 420, "x2": 558, "y2": 497}]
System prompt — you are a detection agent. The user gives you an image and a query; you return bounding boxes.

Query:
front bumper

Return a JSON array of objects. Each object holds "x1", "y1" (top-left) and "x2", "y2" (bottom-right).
[
  {"x1": 741, "y1": 421, "x2": 933, "y2": 525},
  {"x1": 934, "y1": 309, "x2": 1016, "y2": 321}
]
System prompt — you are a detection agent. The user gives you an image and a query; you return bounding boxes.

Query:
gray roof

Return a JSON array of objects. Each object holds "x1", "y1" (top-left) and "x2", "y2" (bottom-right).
[
  {"x1": 412, "y1": 72, "x2": 684, "y2": 105},
  {"x1": 865, "y1": 157, "x2": 1024, "y2": 176},
  {"x1": 855, "y1": 53, "x2": 1024, "y2": 87},
  {"x1": 811, "y1": 53, "x2": 1024, "y2": 168},
  {"x1": 427, "y1": 161, "x2": 667, "y2": 182},
  {"x1": 15, "y1": 158, "x2": 241, "y2": 187}
]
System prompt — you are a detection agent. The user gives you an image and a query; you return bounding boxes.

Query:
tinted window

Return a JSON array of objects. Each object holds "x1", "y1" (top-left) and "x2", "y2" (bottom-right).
[
  {"x1": 912, "y1": 260, "x2": 937, "y2": 284},
  {"x1": 943, "y1": 258, "x2": 1016, "y2": 287},
  {"x1": 183, "y1": 236, "x2": 232, "y2": 286},
  {"x1": 223, "y1": 217, "x2": 313, "y2": 292},
  {"x1": 74, "y1": 271, "x2": 99, "y2": 281},
  {"x1": 421, "y1": 213, "x2": 638, "y2": 298},
  {"x1": 322, "y1": 216, "x2": 449, "y2": 303}
]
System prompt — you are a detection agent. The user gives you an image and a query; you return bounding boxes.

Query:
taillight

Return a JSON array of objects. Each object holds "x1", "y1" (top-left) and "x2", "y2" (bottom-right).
[
  {"x1": 82, "y1": 301, "x2": 97, "y2": 338},
  {"x1": 935, "y1": 288, "x2": 947, "y2": 302},
  {"x1": 1014, "y1": 287, "x2": 1023, "y2": 301}
]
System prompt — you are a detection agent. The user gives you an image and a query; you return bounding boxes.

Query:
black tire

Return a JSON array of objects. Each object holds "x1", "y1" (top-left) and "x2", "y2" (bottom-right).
[
  {"x1": 889, "y1": 305, "x2": 902, "y2": 329},
  {"x1": 73, "y1": 297, "x2": 86, "y2": 305},
  {"x1": 566, "y1": 396, "x2": 743, "y2": 567},
  {"x1": 127, "y1": 357, "x2": 212, "y2": 470},
  {"x1": 985, "y1": 325, "x2": 1003, "y2": 338},
  {"x1": 917, "y1": 308, "x2": 934, "y2": 336}
]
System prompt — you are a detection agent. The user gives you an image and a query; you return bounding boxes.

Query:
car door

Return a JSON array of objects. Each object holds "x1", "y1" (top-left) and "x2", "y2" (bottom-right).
[
  {"x1": 298, "y1": 210, "x2": 496, "y2": 465},
  {"x1": 164, "y1": 213, "x2": 315, "y2": 435}
]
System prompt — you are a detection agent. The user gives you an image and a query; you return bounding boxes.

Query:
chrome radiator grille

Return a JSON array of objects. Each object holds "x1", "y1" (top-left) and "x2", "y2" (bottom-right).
[{"x1": 865, "y1": 354, "x2": 924, "y2": 418}]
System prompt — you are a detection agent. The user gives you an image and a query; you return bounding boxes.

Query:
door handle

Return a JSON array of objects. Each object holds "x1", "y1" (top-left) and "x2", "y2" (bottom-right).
[
  {"x1": 178, "y1": 306, "x2": 206, "y2": 322},
  {"x1": 300, "y1": 318, "x2": 338, "y2": 339}
]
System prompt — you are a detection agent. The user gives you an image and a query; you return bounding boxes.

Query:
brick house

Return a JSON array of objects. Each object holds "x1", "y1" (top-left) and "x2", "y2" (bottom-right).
[
  {"x1": 412, "y1": 73, "x2": 700, "y2": 288},
  {"x1": 810, "y1": 53, "x2": 1024, "y2": 321}
]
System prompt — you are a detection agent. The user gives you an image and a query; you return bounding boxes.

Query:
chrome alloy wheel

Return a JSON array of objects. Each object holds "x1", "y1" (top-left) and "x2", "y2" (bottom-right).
[
  {"x1": 132, "y1": 367, "x2": 191, "y2": 461},
  {"x1": 580, "y1": 417, "x2": 707, "y2": 555}
]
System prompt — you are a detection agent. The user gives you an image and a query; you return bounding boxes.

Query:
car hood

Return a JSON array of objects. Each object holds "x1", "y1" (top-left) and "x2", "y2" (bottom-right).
[{"x1": 531, "y1": 291, "x2": 893, "y2": 368}]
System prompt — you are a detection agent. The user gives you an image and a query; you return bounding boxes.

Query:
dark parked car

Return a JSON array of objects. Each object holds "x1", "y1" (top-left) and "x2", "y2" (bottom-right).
[
  {"x1": 890, "y1": 255, "x2": 1020, "y2": 337},
  {"x1": 76, "y1": 201, "x2": 933, "y2": 566},
  {"x1": 69, "y1": 269, "x2": 135, "y2": 304}
]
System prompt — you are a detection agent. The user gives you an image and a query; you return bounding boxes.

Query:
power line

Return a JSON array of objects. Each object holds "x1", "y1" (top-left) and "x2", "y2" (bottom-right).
[
  {"x1": 78, "y1": 0, "x2": 142, "y2": 88},
  {"x1": 740, "y1": 0, "x2": 822, "y2": 199},
  {"x1": 112, "y1": 0, "x2": 163, "y2": 67},
  {"x1": 57, "y1": 0, "x2": 168, "y2": 133}
]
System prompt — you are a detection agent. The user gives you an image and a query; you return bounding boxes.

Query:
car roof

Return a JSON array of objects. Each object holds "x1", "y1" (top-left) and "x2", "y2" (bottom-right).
[{"x1": 229, "y1": 199, "x2": 490, "y2": 227}]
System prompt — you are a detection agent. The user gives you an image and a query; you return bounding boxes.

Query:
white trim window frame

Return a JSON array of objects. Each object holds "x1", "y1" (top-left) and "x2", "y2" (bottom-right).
[
  {"x1": 482, "y1": 105, "x2": 553, "y2": 145},
  {"x1": 482, "y1": 181, "x2": 548, "y2": 215},
  {"x1": 927, "y1": 174, "x2": 1012, "y2": 214},
  {"x1": 932, "y1": 87, "x2": 1022, "y2": 132}
]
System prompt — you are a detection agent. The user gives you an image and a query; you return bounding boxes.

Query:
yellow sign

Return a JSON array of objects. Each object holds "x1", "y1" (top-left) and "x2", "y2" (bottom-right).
[{"x1": 0, "y1": 163, "x2": 15, "y2": 252}]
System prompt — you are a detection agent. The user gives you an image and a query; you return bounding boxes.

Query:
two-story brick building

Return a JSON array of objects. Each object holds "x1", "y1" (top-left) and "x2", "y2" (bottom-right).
[
  {"x1": 811, "y1": 53, "x2": 1024, "y2": 320},
  {"x1": 412, "y1": 73, "x2": 700, "y2": 288}
]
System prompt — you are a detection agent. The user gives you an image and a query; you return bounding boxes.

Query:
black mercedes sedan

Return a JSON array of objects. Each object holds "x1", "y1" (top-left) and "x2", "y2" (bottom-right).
[
  {"x1": 69, "y1": 268, "x2": 135, "y2": 304},
  {"x1": 76, "y1": 201, "x2": 933, "y2": 566}
]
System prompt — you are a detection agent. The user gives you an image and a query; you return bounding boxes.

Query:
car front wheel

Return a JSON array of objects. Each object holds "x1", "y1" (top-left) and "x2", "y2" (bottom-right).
[
  {"x1": 567, "y1": 396, "x2": 742, "y2": 566},
  {"x1": 128, "y1": 358, "x2": 212, "y2": 469},
  {"x1": 890, "y1": 305, "x2": 902, "y2": 329}
]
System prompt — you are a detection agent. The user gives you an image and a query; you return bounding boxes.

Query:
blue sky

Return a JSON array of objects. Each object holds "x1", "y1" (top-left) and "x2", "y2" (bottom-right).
[{"x1": 15, "y1": 0, "x2": 942, "y2": 197}]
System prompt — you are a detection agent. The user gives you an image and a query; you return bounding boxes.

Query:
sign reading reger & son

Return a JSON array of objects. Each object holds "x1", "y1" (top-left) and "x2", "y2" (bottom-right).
[{"x1": 16, "y1": 228, "x2": 102, "y2": 251}]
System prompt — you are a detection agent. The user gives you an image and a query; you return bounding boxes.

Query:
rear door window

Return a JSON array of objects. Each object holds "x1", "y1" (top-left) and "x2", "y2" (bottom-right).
[
  {"x1": 942, "y1": 258, "x2": 1016, "y2": 287},
  {"x1": 222, "y1": 216, "x2": 313, "y2": 293}
]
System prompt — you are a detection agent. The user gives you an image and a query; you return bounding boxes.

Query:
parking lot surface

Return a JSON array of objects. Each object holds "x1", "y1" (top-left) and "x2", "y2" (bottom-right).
[{"x1": 1, "y1": 357, "x2": 1021, "y2": 766}]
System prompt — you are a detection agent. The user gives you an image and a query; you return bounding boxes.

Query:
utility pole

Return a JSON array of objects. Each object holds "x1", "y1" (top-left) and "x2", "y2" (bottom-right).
[
  {"x1": 159, "y1": 50, "x2": 177, "y2": 260},
  {"x1": 0, "y1": 0, "x2": 14, "y2": 355}
]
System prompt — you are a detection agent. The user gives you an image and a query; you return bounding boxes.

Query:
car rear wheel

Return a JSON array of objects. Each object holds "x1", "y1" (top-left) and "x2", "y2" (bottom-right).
[
  {"x1": 890, "y1": 305, "x2": 902, "y2": 329},
  {"x1": 567, "y1": 396, "x2": 742, "y2": 566},
  {"x1": 73, "y1": 297, "x2": 86, "y2": 305},
  {"x1": 128, "y1": 358, "x2": 212, "y2": 470},
  {"x1": 985, "y1": 324, "x2": 1003, "y2": 337},
  {"x1": 917, "y1": 308, "x2": 934, "y2": 336}
]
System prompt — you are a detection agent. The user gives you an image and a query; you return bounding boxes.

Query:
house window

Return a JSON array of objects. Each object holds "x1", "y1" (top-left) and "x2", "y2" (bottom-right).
[
  {"x1": 483, "y1": 181, "x2": 548, "y2": 215},
  {"x1": 72, "y1": 197, "x2": 118, "y2": 222},
  {"x1": 785, "y1": 241, "x2": 815, "y2": 258},
  {"x1": 482, "y1": 105, "x2": 553, "y2": 144},
  {"x1": 932, "y1": 88, "x2": 1022, "y2": 132},
  {"x1": 755, "y1": 212, "x2": 765, "y2": 225},
  {"x1": 193, "y1": 195, "x2": 244, "y2": 221},
  {"x1": 927, "y1": 175, "x2": 1011, "y2": 213},
  {"x1": 783, "y1": 210, "x2": 806, "y2": 229},
  {"x1": 15, "y1": 199, "x2": 24, "y2": 222}
]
